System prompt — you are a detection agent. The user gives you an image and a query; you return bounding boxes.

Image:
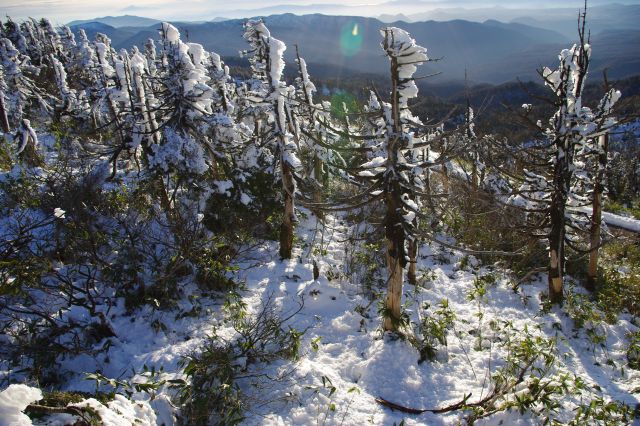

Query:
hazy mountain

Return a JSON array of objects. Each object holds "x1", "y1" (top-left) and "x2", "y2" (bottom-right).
[
  {"x1": 510, "y1": 4, "x2": 640, "y2": 39},
  {"x1": 68, "y1": 22, "x2": 141, "y2": 47},
  {"x1": 67, "y1": 14, "x2": 161, "y2": 28},
  {"x1": 416, "y1": 3, "x2": 640, "y2": 38},
  {"x1": 588, "y1": 29, "x2": 640, "y2": 81},
  {"x1": 378, "y1": 14, "x2": 412, "y2": 23},
  {"x1": 189, "y1": 1, "x2": 640, "y2": 34},
  {"x1": 481, "y1": 19, "x2": 566, "y2": 44},
  {"x1": 69, "y1": 13, "x2": 639, "y2": 84}
]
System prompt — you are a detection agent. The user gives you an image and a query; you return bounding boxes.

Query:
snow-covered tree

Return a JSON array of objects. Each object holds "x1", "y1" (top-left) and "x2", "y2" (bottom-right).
[
  {"x1": 317, "y1": 27, "x2": 435, "y2": 331},
  {"x1": 0, "y1": 62, "x2": 10, "y2": 133},
  {"x1": 511, "y1": 11, "x2": 620, "y2": 302},
  {"x1": 240, "y1": 20, "x2": 302, "y2": 259}
]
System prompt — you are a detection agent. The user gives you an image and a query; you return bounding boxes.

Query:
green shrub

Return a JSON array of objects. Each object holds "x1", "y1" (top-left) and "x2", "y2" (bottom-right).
[
  {"x1": 411, "y1": 299, "x2": 456, "y2": 363},
  {"x1": 203, "y1": 171, "x2": 281, "y2": 241},
  {"x1": 176, "y1": 294, "x2": 303, "y2": 425},
  {"x1": 595, "y1": 240, "x2": 640, "y2": 319}
]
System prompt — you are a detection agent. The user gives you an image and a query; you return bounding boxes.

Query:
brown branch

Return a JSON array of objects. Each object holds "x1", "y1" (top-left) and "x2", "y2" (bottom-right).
[
  {"x1": 375, "y1": 393, "x2": 472, "y2": 414},
  {"x1": 26, "y1": 403, "x2": 93, "y2": 420}
]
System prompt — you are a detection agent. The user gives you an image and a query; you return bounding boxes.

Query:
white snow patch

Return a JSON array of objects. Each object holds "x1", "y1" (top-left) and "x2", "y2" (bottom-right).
[{"x1": 0, "y1": 384, "x2": 42, "y2": 426}]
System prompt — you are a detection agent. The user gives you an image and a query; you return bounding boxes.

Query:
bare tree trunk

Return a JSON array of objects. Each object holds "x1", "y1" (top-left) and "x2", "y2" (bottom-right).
[
  {"x1": 383, "y1": 176, "x2": 407, "y2": 331},
  {"x1": 548, "y1": 231, "x2": 564, "y2": 304},
  {"x1": 587, "y1": 133, "x2": 608, "y2": 291},
  {"x1": 548, "y1": 156, "x2": 568, "y2": 304},
  {"x1": 384, "y1": 236, "x2": 404, "y2": 331},
  {"x1": 280, "y1": 160, "x2": 295, "y2": 259},
  {"x1": 312, "y1": 154, "x2": 324, "y2": 219}
]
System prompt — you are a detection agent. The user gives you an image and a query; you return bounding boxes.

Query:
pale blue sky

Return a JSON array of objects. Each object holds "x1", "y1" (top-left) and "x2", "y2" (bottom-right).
[{"x1": 2, "y1": 0, "x2": 639, "y2": 24}]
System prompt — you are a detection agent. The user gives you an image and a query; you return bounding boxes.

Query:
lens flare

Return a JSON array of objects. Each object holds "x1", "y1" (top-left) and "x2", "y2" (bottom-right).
[
  {"x1": 330, "y1": 91, "x2": 358, "y2": 120},
  {"x1": 340, "y1": 21, "x2": 363, "y2": 57}
]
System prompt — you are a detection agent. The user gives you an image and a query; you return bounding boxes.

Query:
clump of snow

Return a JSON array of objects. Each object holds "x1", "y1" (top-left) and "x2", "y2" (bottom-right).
[
  {"x1": 240, "y1": 193, "x2": 253, "y2": 205},
  {"x1": 161, "y1": 22, "x2": 180, "y2": 43},
  {"x1": 53, "y1": 207, "x2": 66, "y2": 219},
  {"x1": 243, "y1": 20, "x2": 287, "y2": 89},
  {"x1": 268, "y1": 37, "x2": 286, "y2": 88},
  {"x1": 16, "y1": 119, "x2": 38, "y2": 155},
  {"x1": 360, "y1": 156, "x2": 386, "y2": 169},
  {"x1": 0, "y1": 384, "x2": 42, "y2": 426},
  {"x1": 297, "y1": 57, "x2": 316, "y2": 98},
  {"x1": 149, "y1": 127, "x2": 208, "y2": 175},
  {"x1": 214, "y1": 179, "x2": 234, "y2": 196},
  {"x1": 75, "y1": 395, "x2": 157, "y2": 426},
  {"x1": 381, "y1": 27, "x2": 429, "y2": 108},
  {"x1": 95, "y1": 42, "x2": 115, "y2": 78}
]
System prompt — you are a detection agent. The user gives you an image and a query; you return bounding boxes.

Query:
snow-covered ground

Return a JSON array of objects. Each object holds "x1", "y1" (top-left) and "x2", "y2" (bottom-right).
[{"x1": 3, "y1": 208, "x2": 639, "y2": 425}]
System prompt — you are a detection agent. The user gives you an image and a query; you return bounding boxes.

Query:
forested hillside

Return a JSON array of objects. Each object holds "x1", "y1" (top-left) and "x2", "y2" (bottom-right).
[
  {"x1": 0, "y1": 9, "x2": 639, "y2": 425},
  {"x1": 66, "y1": 12, "x2": 640, "y2": 84}
]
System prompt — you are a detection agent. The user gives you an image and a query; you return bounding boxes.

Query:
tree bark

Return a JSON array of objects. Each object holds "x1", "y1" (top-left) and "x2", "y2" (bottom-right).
[
  {"x1": 279, "y1": 159, "x2": 295, "y2": 259},
  {"x1": 587, "y1": 133, "x2": 608, "y2": 291},
  {"x1": 384, "y1": 236, "x2": 405, "y2": 331},
  {"x1": 548, "y1": 149, "x2": 568, "y2": 304},
  {"x1": 383, "y1": 180, "x2": 406, "y2": 331},
  {"x1": 382, "y1": 47, "x2": 408, "y2": 329}
]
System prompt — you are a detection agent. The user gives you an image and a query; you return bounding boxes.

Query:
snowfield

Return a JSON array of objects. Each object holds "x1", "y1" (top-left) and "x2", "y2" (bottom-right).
[{"x1": 2, "y1": 208, "x2": 638, "y2": 425}]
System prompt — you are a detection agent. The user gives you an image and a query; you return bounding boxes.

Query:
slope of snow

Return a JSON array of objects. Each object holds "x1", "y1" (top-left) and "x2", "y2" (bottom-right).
[{"x1": 1, "y1": 209, "x2": 639, "y2": 425}]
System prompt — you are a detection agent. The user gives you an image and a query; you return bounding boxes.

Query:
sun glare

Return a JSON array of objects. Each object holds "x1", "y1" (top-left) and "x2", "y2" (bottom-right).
[{"x1": 340, "y1": 21, "x2": 363, "y2": 57}]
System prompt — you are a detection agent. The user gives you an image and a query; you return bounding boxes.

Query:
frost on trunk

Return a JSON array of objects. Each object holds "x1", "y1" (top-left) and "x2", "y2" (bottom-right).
[
  {"x1": 0, "y1": 37, "x2": 31, "y2": 125},
  {"x1": 51, "y1": 54, "x2": 77, "y2": 111},
  {"x1": 16, "y1": 118, "x2": 41, "y2": 167},
  {"x1": 0, "y1": 90, "x2": 8, "y2": 133},
  {"x1": 0, "y1": 67, "x2": 9, "y2": 132},
  {"x1": 38, "y1": 18, "x2": 61, "y2": 57},
  {"x1": 129, "y1": 50, "x2": 160, "y2": 160}
]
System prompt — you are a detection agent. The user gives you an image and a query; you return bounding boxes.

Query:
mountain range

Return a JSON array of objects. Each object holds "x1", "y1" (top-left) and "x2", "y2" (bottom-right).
[{"x1": 68, "y1": 10, "x2": 640, "y2": 85}]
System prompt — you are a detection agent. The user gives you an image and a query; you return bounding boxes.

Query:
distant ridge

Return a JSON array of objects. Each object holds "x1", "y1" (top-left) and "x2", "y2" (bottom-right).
[
  {"x1": 68, "y1": 12, "x2": 640, "y2": 84},
  {"x1": 67, "y1": 15, "x2": 161, "y2": 28}
]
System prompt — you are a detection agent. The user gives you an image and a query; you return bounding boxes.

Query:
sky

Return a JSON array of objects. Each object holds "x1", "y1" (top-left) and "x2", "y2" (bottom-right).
[{"x1": 2, "y1": 0, "x2": 640, "y2": 24}]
